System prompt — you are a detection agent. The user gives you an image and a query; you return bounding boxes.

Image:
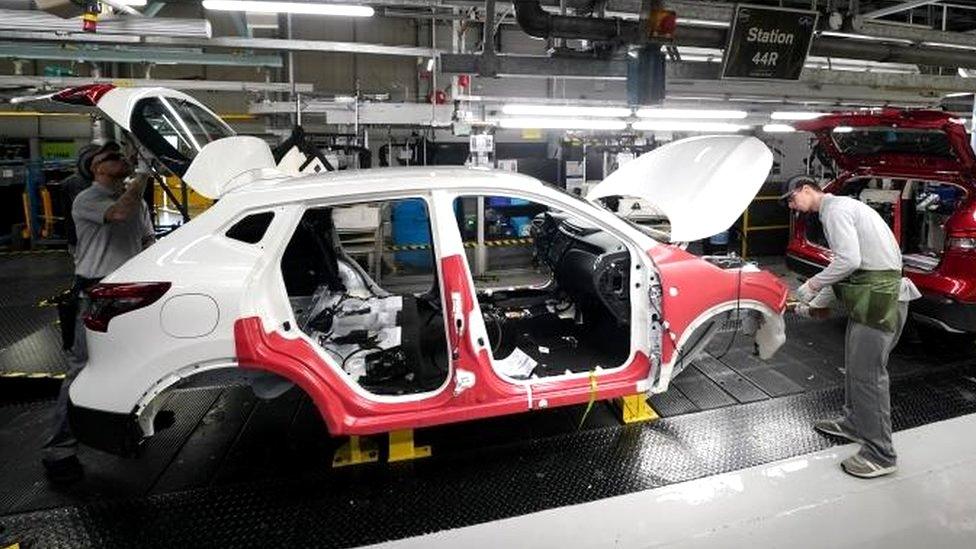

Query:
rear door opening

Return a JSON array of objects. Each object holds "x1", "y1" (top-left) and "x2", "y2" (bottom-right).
[{"x1": 280, "y1": 197, "x2": 450, "y2": 397}]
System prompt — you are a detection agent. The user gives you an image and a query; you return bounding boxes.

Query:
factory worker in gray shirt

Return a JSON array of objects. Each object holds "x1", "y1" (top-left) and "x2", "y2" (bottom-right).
[
  {"x1": 781, "y1": 178, "x2": 919, "y2": 479},
  {"x1": 41, "y1": 143, "x2": 155, "y2": 484}
]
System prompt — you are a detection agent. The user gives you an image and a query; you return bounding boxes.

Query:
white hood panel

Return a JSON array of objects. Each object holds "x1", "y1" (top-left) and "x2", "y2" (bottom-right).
[{"x1": 587, "y1": 136, "x2": 773, "y2": 243}]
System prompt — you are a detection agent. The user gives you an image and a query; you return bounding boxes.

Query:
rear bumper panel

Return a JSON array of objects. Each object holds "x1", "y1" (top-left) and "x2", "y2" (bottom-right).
[
  {"x1": 785, "y1": 253, "x2": 824, "y2": 279},
  {"x1": 911, "y1": 293, "x2": 976, "y2": 333},
  {"x1": 67, "y1": 399, "x2": 143, "y2": 457}
]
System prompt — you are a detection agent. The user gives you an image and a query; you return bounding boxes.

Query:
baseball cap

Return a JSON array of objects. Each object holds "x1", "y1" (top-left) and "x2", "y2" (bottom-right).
[
  {"x1": 778, "y1": 175, "x2": 819, "y2": 207},
  {"x1": 85, "y1": 141, "x2": 123, "y2": 175}
]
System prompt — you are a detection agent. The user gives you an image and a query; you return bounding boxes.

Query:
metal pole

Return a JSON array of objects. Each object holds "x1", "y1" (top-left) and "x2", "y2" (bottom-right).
[
  {"x1": 354, "y1": 80, "x2": 360, "y2": 145},
  {"x1": 970, "y1": 96, "x2": 976, "y2": 153},
  {"x1": 287, "y1": 14, "x2": 296, "y2": 127},
  {"x1": 475, "y1": 195, "x2": 486, "y2": 276},
  {"x1": 430, "y1": 8, "x2": 437, "y2": 128}
]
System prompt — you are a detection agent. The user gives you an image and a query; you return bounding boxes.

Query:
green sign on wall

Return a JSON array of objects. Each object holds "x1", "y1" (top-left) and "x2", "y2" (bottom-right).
[{"x1": 40, "y1": 141, "x2": 77, "y2": 160}]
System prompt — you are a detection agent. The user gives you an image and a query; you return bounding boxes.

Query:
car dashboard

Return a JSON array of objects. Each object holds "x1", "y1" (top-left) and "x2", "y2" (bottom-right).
[{"x1": 532, "y1": 212, "x2": 632, "y2": 325}]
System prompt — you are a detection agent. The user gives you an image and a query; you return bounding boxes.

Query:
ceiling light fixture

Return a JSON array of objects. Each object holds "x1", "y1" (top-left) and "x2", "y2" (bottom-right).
[
  {"x1": 499, "y1": 117, "x2": 628, "y2": 130},
  {"x1": 635, "y1": 108, "x2": 748, "y2": 119},
  {"x1": 770, "y1": 111, "x2": 826, "y2": 121},
  {"x1": 632, "y1": 121, "x2": 748, "y2": 132},
  {"x1": 762, "y1": 124, "x2": 795, "y2": 133},
  {"x1": 502, "y1": 104, "x2": 632, "y2": 118},
  {"x1": 201, "y1": 0, "x2": 374, "y2": 17}
]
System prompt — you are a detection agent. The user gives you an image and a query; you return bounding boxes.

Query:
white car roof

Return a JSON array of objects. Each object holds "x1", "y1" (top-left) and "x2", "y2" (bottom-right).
[{"x1": 227, "y1": 166, "x2": 550, "y2": 203}]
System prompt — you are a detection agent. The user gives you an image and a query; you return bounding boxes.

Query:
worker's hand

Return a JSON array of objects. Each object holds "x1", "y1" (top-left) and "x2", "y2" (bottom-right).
[
  {"x1": 793, "y1": 303, "x2": 811, "y2": 318},
  {"x1": 793, "y1": 303, "x2": 832, "y2": 320},
  {"x1": 127, "y1": 172, "x2": 150, "y2": 193},
  {"x1": 794, "y1": 280, "x2": 817, "y2": 303}
]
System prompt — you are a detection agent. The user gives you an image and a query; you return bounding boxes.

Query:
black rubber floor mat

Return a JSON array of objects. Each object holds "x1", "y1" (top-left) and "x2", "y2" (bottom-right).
[
  {"x1": 151, "y1": 388, "x2": 259, "y2": 494},
  {"x1": 3, "y1": 363, "x2": 976, "y2": 549},
  {"x1": 719, "y1": 347, "x2": 806, "y2": 397},
  {"x1": 1, "y1": 388, "x2": 220, "y2": 515},
  {"x1": 670, "y1": 365, "x2": 738, "y2": 410},
  {"x1": 648, "y1": 386, "x2": 699, "y2": 417},
  {"x1": 0, "y1": 324, "x2": 67, "y2": 376},
  {"x1": 694, "y1": 355, "x2": 770, "y2": 403},
  {"x1": 0, "y1": 306, "x2": 57, "y2": 352}
]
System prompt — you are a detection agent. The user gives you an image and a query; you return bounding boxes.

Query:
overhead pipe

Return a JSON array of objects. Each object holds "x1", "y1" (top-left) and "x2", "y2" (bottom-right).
[
  {"x1": 512, "y1": 0, "x2": 976, "y2": 70},
  {"x1": 513, "y1": 0, "x2": 634, "y2": 42}
]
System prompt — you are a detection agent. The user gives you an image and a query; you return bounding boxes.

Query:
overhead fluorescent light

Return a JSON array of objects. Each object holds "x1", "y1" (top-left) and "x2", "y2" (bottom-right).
[
  {"x1": 635, "y1": 108, "x2": 748, "y2": 119},
  {"x1": 833, "y1": 126, "x2": 854, "y2": 133},
  {"x1": 201, "y1": 0, "x2": 374, "y2": 16},
  {"x1": 426, "y1": 58, "x2": 435, "y2": 72},
  {"x1": 632, "y1": 121, "x2": 748, "y2": 132},
  {"x1": 502, "y1": 104, "x2": 632, "y2": 118},
  {"x1": 921, "y1": 41, "x2": 976, "y2": 51},
  {"x1": 499, "y1": 117, "x2": 628, "y2": 130},
  {"x1": 762, "y1": 124, "x2": 795, "y2": 133},
  {"x1": 820, "y1": 31, "x2": 913, "y2": 45},
  {"x1": 676, "y1": 17, "x2": 729, "y2": 28},
  {"x1": 770, "y1": 111, "x2": 826, "y2": 121}
]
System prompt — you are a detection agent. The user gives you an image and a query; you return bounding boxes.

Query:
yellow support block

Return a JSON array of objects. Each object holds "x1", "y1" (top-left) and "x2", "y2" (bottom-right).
[
  {"x1": 3, "y1": 543, "x2": 20, "y2": 549},
  {"x1": 616, "y1": 394, "x2": 659, "y2": 425},
  {"x1": 387, "y1": 429, "x2": 431, "y2": 463},
  {"x1": 332, "y1": 435, "x2": 378, "y2": 468}
]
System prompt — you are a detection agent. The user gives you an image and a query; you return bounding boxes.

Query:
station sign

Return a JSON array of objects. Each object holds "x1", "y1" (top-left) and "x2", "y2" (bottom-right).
[{"x1": 721, "y1": 5, "x2": 819, "y2": 80}]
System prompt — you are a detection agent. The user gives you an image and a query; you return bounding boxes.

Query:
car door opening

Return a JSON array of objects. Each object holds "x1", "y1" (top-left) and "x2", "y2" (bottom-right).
[
  {"x1": 281, "y1": 199, "x2": 450, "y2": 396},
  {"x1": 456, "y1": 196, "x2": 634, "y2": 378}
]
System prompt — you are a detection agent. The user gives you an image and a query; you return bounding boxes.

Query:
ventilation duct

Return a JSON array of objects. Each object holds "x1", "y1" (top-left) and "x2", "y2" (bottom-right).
[{"x1": 513, "y1": 0, "x2": 636, "y2": 42}]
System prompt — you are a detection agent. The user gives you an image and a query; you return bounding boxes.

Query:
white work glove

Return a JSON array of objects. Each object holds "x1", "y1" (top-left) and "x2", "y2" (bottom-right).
[
  {"x1": 794, "y1": 280, "x2": 818, "y2": 304},
  {"x1": 793, "y1": 303, "x2": 812, "y2": 318}
]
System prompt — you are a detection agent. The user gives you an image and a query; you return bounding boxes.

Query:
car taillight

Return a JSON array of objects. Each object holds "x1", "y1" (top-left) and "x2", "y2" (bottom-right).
[
  {"x1": 83, "y1": 282, "x2": 171, "y2": 332},
  {"x1": 947, "y1": 236, "x2": 976, "y2": 253}
]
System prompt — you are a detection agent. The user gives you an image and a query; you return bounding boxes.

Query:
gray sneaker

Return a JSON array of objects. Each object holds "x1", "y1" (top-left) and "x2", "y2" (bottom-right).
[
  {"x1": 841, "y1": 453, "x2": 897, "y2": 479},
  {"x1": 813, "y1": 418, "x2": 861, "y2": 443}
]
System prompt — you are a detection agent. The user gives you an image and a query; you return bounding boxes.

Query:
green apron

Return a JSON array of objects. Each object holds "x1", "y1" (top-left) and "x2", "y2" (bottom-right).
[{"x1": 832, "y1": 269, "x2": 902, "y2": 333}]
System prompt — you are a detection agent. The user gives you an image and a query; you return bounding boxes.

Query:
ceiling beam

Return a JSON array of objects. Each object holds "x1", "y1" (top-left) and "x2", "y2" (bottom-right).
[
  {"x1": 0, "y1": 8, "x2": 210, "y2": 37},
  {"x1": 145, "y1": 36, "x2": 437, "y2": 57},
  {"x1": 0, "y1": 75, "x2": 313, "y2": 93},
  {"x1": 863, "y1": 0, "x2": 941, "y2": 19},
  {"x1": 0, "y1": 42, "x2": 282, "y2": 67}
]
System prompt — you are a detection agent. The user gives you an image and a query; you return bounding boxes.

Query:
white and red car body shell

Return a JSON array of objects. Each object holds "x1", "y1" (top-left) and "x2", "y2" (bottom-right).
[
  {"x1": 71, "y1": 168, "x2": 786, "y2": 437},
  {"x1": 55, "y1": 84, "x2": 786, "y2": 441}
]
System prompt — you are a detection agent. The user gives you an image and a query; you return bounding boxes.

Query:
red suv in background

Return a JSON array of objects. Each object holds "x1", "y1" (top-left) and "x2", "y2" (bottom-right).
[{"x1": 786, "y1": 109, "x2": 976, "y2": 337}]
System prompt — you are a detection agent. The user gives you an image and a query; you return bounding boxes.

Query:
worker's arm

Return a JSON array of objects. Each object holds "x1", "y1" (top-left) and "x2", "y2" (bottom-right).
[
  {"x1": 808, "y1": 209, "x2": 860, "y2": 291},
  {"x1": 140, "y1": 206, "x2": 156, "y2": 249},
  {"x1": 103, "y1": 174, "x2": 149, "y2": 224}
]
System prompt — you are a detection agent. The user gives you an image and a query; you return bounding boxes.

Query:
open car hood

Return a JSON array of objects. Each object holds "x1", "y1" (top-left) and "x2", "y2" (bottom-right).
[
  {"x1": 795, "y1": 110, "x2": 976, "y2": 180},
  {"x1": 587, "y1": 135, "x2": 773, "y2": 243},
  {"x1": 49, "y1": 84, "x2": 276, "y2": 199}
]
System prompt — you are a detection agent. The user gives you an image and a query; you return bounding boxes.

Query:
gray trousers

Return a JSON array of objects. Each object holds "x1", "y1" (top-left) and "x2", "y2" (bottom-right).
[
  {"x1": 838, "y1": 302, "x2": 908, "y2": 467},
  {"x1": 42, "y1": 295, "x2": 87, "y2": 462}
]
